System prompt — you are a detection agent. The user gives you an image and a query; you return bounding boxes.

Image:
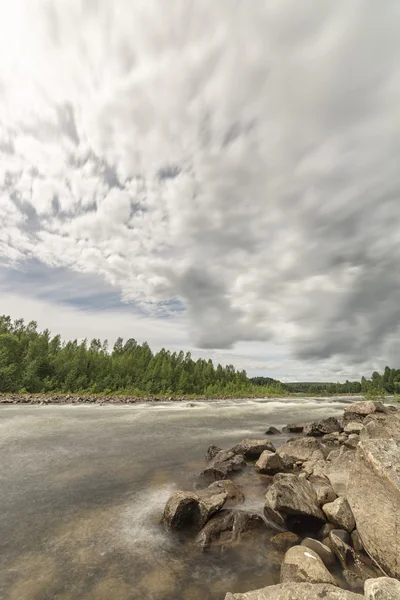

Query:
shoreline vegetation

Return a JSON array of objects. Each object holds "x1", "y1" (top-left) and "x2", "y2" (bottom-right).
[{"x1": 0, "y1": 315, "x2": 398, "y2": 401}]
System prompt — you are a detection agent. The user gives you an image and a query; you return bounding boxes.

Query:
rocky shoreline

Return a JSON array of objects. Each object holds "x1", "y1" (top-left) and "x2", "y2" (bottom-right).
[
  {"x1": 161, "y1": 400, "x2": 400, "y2": 599},
  {"x1": 0, "y1": 393, "x2": 287, "y2": 405}
]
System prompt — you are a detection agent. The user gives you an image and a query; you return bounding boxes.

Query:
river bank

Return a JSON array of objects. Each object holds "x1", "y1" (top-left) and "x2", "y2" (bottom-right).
[{"x1": 0, "y1": 392, "x2": 365, "y2": 405}]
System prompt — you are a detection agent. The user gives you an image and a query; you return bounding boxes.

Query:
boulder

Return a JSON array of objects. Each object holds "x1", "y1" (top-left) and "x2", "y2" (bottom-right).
[
  {"x1": 347, "y1": 438, "x2": 400, "y2": 578},
  {"x1": 231, "y1": 439, "x2": 276, "y2": 459},
  {"x1": 206, "y1": 480, "x2": 245, "y2": 505},
  {"x1": 225, "y1": 582, "x2": 363, "y2": 599},
  {"x1": 324, "y1": 447, "x2": 355, "y2": 496},
  {"x1": 162, "y1": 487, "x2": 227, "y2": 530},
  {"x1": 318, "y1": 523, "x2": 336, "y2": 539},
  {"x1": 271, "y1": 531, "x2": 301, "y2": 552},
  {"x1": 304, "y1": 417, "x2": 342, "y2": 437},
  {"x1": 301, "y1": 537, "x2": 336, "y2": 568},
  {"x1": 266, "y1": 426, "x2": 281, "y2": 435},
  {"x1": 360, "y1": 412, "x2": 400, "y2": 440},
  {"x1": 199, "y1": 450, "x2": 247, "y2": 483},
  {"x1": 309, "y1": 476, "x2": 337, "y2": 506},
  {"x1": 194, "y1": 509, "x2": 267, "y2": 550},
  {"x1": 364, "y1": 577, "x2": 400, "y2": 600},
  {"x1": 265, "y1": 474, "x2": 326, "y2": 530},
  {"x1": 322, "y1": 497, "x2": 355, "y2": 532},
  {"x1": 255, "y1": 450, "x2": 284, "y2": 475},
  {"x1": 280, "y1": 545, "x2": 338, "y2": 585},
  {"x1": 344, "y1": 401, "x2": 388, "y2": 416},
  {"x1": 284, "y1": 422, "x2": 308, "y2": 433},
  {"x1": 206, "y1": 444, "x2": 222, "y2": 461},
  {"x1": 329, "y1": 529, "x2": 354, "y2": 569},
  {"x1": 344, "y1": 422, "x2": 363, "y2": 435},
  {"x1": 277, "y1": 438, "x2": 326, "y2": 468}
]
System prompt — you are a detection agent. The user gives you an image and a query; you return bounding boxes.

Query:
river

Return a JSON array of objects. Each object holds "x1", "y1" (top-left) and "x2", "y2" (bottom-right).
[{"x1": 0, "y1": 397, "x2": 355, "y2": 600}]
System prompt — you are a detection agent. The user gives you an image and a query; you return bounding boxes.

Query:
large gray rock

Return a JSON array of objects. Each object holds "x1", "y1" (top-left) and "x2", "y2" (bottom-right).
[
  {"x1": 322, "y1": 497, "x2": 356, "y2": 532},
  {"x1": 163, "y1": 487, "x2": 227, "y2": 530},
  {"x1": 301, "y1": 537, "x2": 336, "y2": 568},
  {"x1": 364, "y1": 577, "x2": 400, "y2": 599},
  {"x1": 265, "y1": 474, "x2": 325, "y2": 525},
  {"x1": 199, "y1": 449, "x2": 247, "y2": 483},
  {"x1": 347, "y1": 439, "x2": 400, "y2": 578},
  {"x1": 280, "y1": 546, "x2": 338, "y2": 585},
  {"x1": 360, "y1": 412, "x2": 400, "y2": 440},
  {"x1": 324, "y1": 447, "x2": 355, "y2": 496},
  {"x1": 344, "y1": 401, "x2": 388, "y2": 416},
  {"x1": 231, "y1": 439, "x2": 276, "y2": 459},
  {"x1": 225, "y1": 582, "x2": 363, "y2": 599},
  {"x1": 277, "y1": 438, "x2": 326, "y2": 468},
  {"x1": 255, "y1": 450, "x2": 284, "y2": 474},
  {"x1": 194, "y1": 509, "x2": 267, "y2": 550},
  {"x1": 303, "y1": 417, "x2": 342, "y2": 437}
]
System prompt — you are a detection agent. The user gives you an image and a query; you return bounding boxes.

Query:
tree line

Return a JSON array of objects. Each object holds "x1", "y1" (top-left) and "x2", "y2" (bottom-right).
[{"x1": 0, "y1": 315, "x2": 285, "y2": 396}]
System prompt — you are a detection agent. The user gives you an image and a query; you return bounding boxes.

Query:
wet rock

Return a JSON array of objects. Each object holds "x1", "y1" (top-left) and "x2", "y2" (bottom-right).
[
  {"x1": 329, "y1": 529, "x2": 354, "y2": 569},
  {"x1": 266, "y1": 426, "x2": 281, "y2": 435},
  {"x1": 255, "y1": 450, "x2": 284, "y2": 475},
  {"x1": 277, "y1": 438, "x2": 326, "y2": 469},
  {"x1": 225, "y1": 582, "x2": 363, "y2": 599},
  {"x1": 280, "y1": 545, "x2": 338, "y2": 585},
  {"x1": 304, "y1": 417, "x2": 342, "y2": 437},
  {"x1": 206, "y1": 445, "x2": 222, "y2": 461},
  {"x1": 364, "y1": 577, "x2": 400, "y2": 600},
  {"x1": 344, "y1": 422, "x2": 363, "y2": 435},
  {"x1": 284, "y1": 422, "x2": 308, "y2": 433},
  {"x1": 300, "y1": 537, "x2": 336, "y2": 568},
  {"x1": 194, "y1": 509, "x2": 267, "y2": 550},
  {"x1": 231, "y1": 439, "x2": 276, "y2": 460},
  {"x1": 207, "y1": 480, "x2": 245, "y2": 505},
  {"x1": 199, "y1": 450, "x2": 247, "y2": 483},
  {"x1": 322, "y1": 497, "x2": 355, "y2": 532},
  {"x1": 162, "y1": 488, "x2": 227, "y2": 531},
  {"x1": 309, "y1": 476, "x2": 337, "y2": 506},
  {"x1": 265, "y1": 474, "x2": 326, "y2": 529},
  {"x1": 344, "y1": 401, "x2": 388, "y2": 416},
  {"x1": 271, "y1": 531, "x2": 301, "y2": 552},
  {"x1": 347, "y1": 438, "x2": 400, "y2": 577}
]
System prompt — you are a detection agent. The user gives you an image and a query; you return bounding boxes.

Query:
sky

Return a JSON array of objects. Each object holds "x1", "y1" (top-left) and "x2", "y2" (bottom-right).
[{"x1": 0, "y1": 0, "x2": 400, "y2": 382}]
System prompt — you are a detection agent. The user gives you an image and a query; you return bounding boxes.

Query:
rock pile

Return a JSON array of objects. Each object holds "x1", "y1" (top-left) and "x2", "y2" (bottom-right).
[{"x1": 161, "y1": 400, "x2": 400, "y2": 599}]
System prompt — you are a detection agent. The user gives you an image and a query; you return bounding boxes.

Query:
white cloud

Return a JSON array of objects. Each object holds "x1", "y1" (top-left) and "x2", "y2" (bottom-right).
[{"x1": 0, "y1": 0, "x2": 399, "y2": 376}]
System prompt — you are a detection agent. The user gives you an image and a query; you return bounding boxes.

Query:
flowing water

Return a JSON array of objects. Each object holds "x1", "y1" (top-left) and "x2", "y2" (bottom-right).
[{"x1": 0, "y1": 397, "x2": 356, "y2": 600}]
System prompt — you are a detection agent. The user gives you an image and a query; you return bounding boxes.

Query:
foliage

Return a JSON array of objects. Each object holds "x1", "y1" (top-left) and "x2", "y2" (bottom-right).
[{"x1": 0, "y1": 315, "x2": 284, "y2": 396}]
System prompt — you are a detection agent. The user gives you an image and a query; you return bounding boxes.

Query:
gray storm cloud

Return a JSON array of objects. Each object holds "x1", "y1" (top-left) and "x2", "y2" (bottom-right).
[{"x1": 0, "y1": 0, "x2": 399, "y2": 362}]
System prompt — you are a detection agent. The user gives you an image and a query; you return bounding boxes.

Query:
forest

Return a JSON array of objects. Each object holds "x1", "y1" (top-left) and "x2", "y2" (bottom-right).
[
  {"x1": 0, "y1": 315, "x2": 397, "y2": 397},
  {"x1": 0, "y1": 315, "x2": 285, "y2": 396}
]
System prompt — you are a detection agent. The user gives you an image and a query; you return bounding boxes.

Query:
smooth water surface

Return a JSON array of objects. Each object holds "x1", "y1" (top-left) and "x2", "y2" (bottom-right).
[{"x1": 0, "y1": 397, "x2": 354, "y2": 600}]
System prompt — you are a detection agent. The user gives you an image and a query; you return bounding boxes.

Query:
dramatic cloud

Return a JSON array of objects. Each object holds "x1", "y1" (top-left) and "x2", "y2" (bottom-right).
[{"x1": 0, "y1": 0, "x2": 399, "y2": 365}]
